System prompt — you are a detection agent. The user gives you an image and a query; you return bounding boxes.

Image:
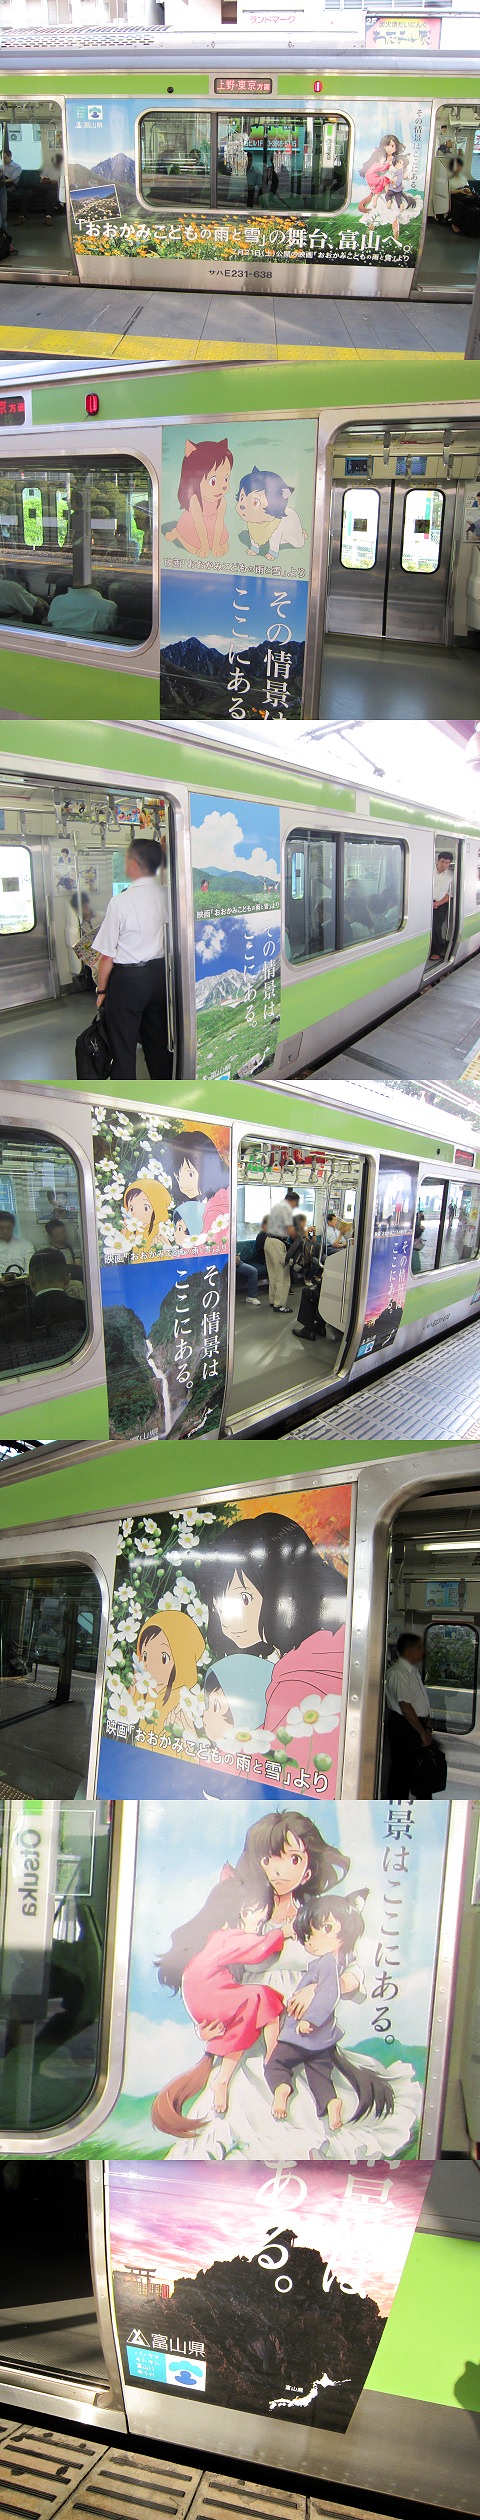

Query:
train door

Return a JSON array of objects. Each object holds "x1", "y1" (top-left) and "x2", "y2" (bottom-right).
[
  {"x1": 325, "y1": 424, "x2": 474, "y2": 650},
  {"x1": 425, "y1": 836, "x2": 461, "y2": 970},
  {"x1": 0, "y1": 102, "x2": 76, "y2": 281},
  {"x1": 380, "y1": 1483, "x2": 480, "y2": 1796},
  {"x1": 415, "y1": 101, "x2": 480, "y2": 300},
  {"x1": 0, "y1": 833, "x2": 55, "y2": 1010},
  {"x1": 0, "y1": 1798, "x2": 134, "y2": 2149},
  {"x1": 228, "y1": 1125, "x2": 365, "y2": 1432},
  {"x1": 0, "y1": 2162, "x2": 118, "y2": 2424}
]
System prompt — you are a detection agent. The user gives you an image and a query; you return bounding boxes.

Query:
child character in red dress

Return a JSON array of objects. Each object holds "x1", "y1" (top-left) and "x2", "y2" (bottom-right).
[{"x1": 152, "y1": 1897, "x2": 286, "y2": 2132}]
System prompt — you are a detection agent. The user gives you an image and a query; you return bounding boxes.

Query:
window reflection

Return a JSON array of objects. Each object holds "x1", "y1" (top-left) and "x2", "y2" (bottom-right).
[
  {"x1": 0, "y1": 463, "x2": 153, "y2": 647},
  {"x1": 439, "y1": 1182, "x2": 480, "y2": 1271},
  {"x1": 285, "y1": 831, "x2": 336, "y2": 962},
  {"x1": 0, "y1": 1129, "x2": 87, "y2": 1377},
  {"x1": 0, "y1": 1802, "x2": 112, "y2": 2130},
  {"x1": 340, "y1": 487, "x2": 380, "y2": 572},
  {"x1": 424, "y1": 1622, "x2": 477, "y2": 1736},
  {"x1": 217, "y1": 113, "x2": 349, "y2": 214},
  {"x1": 410, "y1": 1179, "x2": 445, "y2": 1275},
  {"x1": 139, "y1": 111, "x2": 211, "y2": 207},
  {"x1": 344, "y1": 840, "x2": 404, "y2": 943}
]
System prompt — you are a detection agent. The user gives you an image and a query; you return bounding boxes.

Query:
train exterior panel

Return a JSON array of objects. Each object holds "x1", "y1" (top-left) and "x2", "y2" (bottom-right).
[
  {"x1": 1, "y1": 1082, "x2": 480, "y2": 1443},
  {"x1": 0, "y1": 364, "x2": 479, "y2": 720},
  {"x1": 1, "y1": 58, "x2": 479, "y2": 296},
  {"x1": 0, "y1": 727, "x2": 479, "y2": 1078},
  {"x1": 1, "y1": 1439, "x2": 480, "y2": 1799}
]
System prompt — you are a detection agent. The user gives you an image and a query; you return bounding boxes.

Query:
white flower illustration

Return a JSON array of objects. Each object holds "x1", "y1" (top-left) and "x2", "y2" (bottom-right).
[{"x1": 276, "y1": 1693, "x2": 341, "y2": 1741}]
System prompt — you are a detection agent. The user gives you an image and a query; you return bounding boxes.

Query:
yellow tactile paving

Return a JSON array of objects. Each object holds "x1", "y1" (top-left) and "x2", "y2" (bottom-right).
[{"x1": 0, "y1": 323, "x2": 456, "y2": 366}]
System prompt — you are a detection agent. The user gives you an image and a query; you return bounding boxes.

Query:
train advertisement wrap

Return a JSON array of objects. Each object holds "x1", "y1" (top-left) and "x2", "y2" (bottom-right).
[
  {"x1": 65, "y1": 97, "x2": 430, "y2": 273},
  {"x1": 356, "y1": 1159, "x2": 417, "y2": 1359},
  {"x1": 160, "y1": 425, "x2": 316, "y2": 723},
  {"x1": 191, "y1": 791, "x2": 281, "y2": 1076},
  {"x1": 89, "y1": 1798, "x2": 449, "y2": 2162},
  {"x1": 92, "y1": 1106, "x2": 231, "y2": 1440},
  {"x1": 108, "y1": 2159, "x2": 430, "y2": 2427},
  {"x1": 95, "y1": 1487, "x2": 353, "y2": 1802}
]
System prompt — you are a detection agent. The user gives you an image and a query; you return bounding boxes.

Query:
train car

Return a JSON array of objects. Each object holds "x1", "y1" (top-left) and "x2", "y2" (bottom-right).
[
  {"x1": 0, "y1": 2158, "x2": 478, "y2": 2509},
  {"x1": 1, "y1": 725, "x2": 480, "y2": 1075},
  {"x1": 1, "y1": 49, "x2": 479, "y2": 300},
  {"x1": 1, "y1": 1081, "x2": 480, "y2": 1447},
  {"x1": 0, "y1": 1792, "x2": 477, "y2": 2159},
  {"x1": 0, "y1": 362, "x2": 480, "y2": 719},
  {"x1": 1, "y1": 1434, "x2": 480, "y2": 1795}
]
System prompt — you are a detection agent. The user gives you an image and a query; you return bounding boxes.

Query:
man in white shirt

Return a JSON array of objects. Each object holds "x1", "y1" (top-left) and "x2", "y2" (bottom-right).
[
  {"x1": 0, "y1": 1212, "x2": 34, "y2": 1278},
  {"x1": 386, "y1": 1631, "x2": 434, "y2": 1796},
  {"x1": 264, "y1": 1187, "x2": 300, "y2": 1312},
  {"x1": 431, "y1": 852, "x2": 454, "y2": 960},
  {"x1": 92, "y1": 834, "x2": 172, "y2": 1080}
]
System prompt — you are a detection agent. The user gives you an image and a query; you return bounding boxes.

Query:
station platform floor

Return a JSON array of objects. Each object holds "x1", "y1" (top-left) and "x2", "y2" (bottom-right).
[
  {"x1": 0, "y1": 280, "x2": 471, "y2": 366},
  {"x1": 0, "y1": 991, "x2": 149, "y2": 1082},
  {"x1": 317, "y1": 949, "x2": 480, "y2": 1089},
  {"x1": 291, "y1": 1311, "x2": 480, "y2": 1442}
]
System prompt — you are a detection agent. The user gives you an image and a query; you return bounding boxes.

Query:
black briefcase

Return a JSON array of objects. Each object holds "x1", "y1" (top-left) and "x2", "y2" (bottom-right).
[{"x1": 75, "y1": 1011, "x2": 113, "y2": 1080}]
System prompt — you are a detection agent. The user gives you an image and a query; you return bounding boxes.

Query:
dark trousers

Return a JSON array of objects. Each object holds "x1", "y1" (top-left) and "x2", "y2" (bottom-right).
[
  {"x1": 431, "y1": 902, "x2": 448, "y2": 957},
  {"x1": 264, "y1": 2036, "x2": 336, "y2": 2118},
  {"x1": 104, "y1": 958, "x2": 173, "y2": 1081},
  {"x1": 386, "y1": 1710, "x2": 432, "y2": 1800}
]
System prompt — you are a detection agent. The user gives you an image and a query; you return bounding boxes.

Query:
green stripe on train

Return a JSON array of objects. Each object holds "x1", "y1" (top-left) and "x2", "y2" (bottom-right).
[
  {"x1": 0, "y1": 70, "x2": 476, "y2": 102},
  {"x1": 278, "y1": 932, "x2": 431, "y2": 1041},
  {"x1": 31, "y1": 355, "x2": 475, "y2": 429},
  {"x1": 0, "y1": 1436, "x2": 448, "y2": 1534},
  {"x1": 78, "y1": 1074, "x2": 457, "y2": 1163},
  {"x1": 403, "y1": 1270, "x2": 479, "y2": 1322},
  {"x1": 0, "y1": 659, "x2": 157, "y2": 718},
  {"x1": 0, "y1": 1385, "x2": 109, "y2": 1440}
]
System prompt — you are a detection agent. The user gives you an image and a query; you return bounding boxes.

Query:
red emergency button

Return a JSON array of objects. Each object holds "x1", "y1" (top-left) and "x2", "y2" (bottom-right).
[
  {"x1": 85, "y1": 393, "x2": 100, "y2": 415},
  {"x1": 313, "y1": 81, "x2": 323, "y2": 93}
]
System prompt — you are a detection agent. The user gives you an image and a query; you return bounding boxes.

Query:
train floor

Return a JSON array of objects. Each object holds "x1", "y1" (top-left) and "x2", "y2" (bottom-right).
[
  {"x1": 319, "y1": 635, "x2": 480, "y2": 714},
  {"x1": 231, "y1": 1280, "x2": 341, "y2": 1425},
  {"x1": 316, "y1": 950, "x2": 480, "y2": 1088},
  {"x1": 0, "y1": 991, "x2": 149, "y2": 1082},
  {"x1": 0, "y1": 276, "x2": 472, "y2": 367},
  {"x1": 290, "y1": 1311, "x2": 480, "y2": 1442}
]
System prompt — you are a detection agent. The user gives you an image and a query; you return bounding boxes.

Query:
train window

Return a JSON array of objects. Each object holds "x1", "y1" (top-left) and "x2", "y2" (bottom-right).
[
  {"x1": 0, "y1": 1127, "x2": 88, "y2": 1378},
  {"x1": 0, "y1": 462, "x2": 153, "y2": 647},
  {"x1": 138, "y1": 111, "x2": 211, "y2": 207},
  {"x1": 0, "y1": 1562, "x2": 102, "y2": 1798},
  {"x1": 344, "y1": 840, "x2": 404, "y2": 943},
  {"x1": 411, "y1": 1178, "x2": 446, "y2": 1274},
  {"x1": 340, "y1": 488, "x2": 380, "y2": 572},
  {"x1": 401, "y1": 489, "x2": 444, "y2": 576},
  {"x1": 285, "y1": 830, "x2": 336, "y2": 961},
  {"x1": 0, "y1": 1802, "x2": 112, "y2": 2131},
  {"x1": 0, "y1": 844, "x2": 35, "y2": 934},
  {"x1": 438, "y1": 1182, "x2": 480, "y2": 1272},
  {"x1": 216, "y1": 113, "x2": 350, "y2": 214},
  {"x1": 424, "y1": 1623, "x2": 477, "y2": 1736}
]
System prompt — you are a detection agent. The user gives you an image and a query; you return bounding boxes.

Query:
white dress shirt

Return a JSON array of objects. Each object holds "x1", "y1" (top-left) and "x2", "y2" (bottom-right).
[
  {"x1": 266, "y1": 1199, "x2": 297, "y2": 1239},
  {"x1": 386, "y1": 1654, "x2": 431, "y2": 1719},
  {"x1": 93, "y1": 876, "x2": 168, "y2": 967}
]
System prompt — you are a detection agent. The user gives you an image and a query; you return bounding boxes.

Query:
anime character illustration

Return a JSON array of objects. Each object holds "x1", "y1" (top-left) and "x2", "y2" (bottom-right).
[
  {"x1": 262, "y1": 1888, "x2": 389, "y2": 2136},
  {"x1": 192, "y1": 1510, "x2": 346, "y2": 1749},
  {"x1": 236, "y1": 467, "x2": 306, "y2": 556},
  {"x1": 151, "y1": 1807, "x2": 350, "y2": 2135},
  {"x1": 120, "y1": 1175, "x2": 173, "y2": 1261},
  {"x1": 128, "y1": 1607, "x2": 207, "y2": 1744},
  {"x1": 164, "y1": 439, "x2": 233, "y2": 558},
  {"x1": 358, "y1": 134, "x2": 416, "y2": 241},
  {"x1": 159, "y1": 1127, "x2": 230, "y2": 1244}
]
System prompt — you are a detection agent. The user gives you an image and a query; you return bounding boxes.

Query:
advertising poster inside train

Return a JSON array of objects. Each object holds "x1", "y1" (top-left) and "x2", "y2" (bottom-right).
[
  {"x1": 95, "y1": 1486, "x2": 353, "y2": 1800},
  {"x1": 108, "y1": 2158, "x2": 430, "y2": 2429},
  {"x1": 86, "y1": 1797, "x2": 448, "y2": 2161},
  {"x1": 65, "y1": 97, "x2": 430, "y2": 272},
  {"x1": 92, "y1": 1104, "x2": 230, "y2": 1439},
  {"x1": 357, "y1": 1158, "x2": 417, "y2": 1357},
  {"x1": 190, "y1": 791, "x2": 281, "y2": 1078},
  {"x1": 159, "y1": 420, "x2": 317, "y2": 722}
]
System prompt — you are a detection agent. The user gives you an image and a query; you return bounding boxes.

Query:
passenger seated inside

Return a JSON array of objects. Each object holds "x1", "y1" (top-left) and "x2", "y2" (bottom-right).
[
  {"x1": 344, "y1": 879, "x2": 377, "y2": 945},
  {"x1": 0, "y1": 577, "x2": 46, "y2": 624},
  {"x1": 0, "y1": 1210, "x2": 34, "y2": 1277},
  {"x1": 46, "y1": 585, "x2": 118, "y2": 640},
  {"x1": 27, "y1": 1250, "x2": 86, "y2": 1359}
]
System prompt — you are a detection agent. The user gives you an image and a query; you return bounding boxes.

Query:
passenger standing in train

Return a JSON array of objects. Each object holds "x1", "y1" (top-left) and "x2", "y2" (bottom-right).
[
  {"x1": 431, "y1": 853, "x2": 454, "y2": 959},
  {"x1": 385, "y1": 1633, "x2": 435, "y2": 1795},
  {"x1": 0, "y1": 1211, "x2": 34, "y2": 1278},
  {"x1": 91, "y1": 835, "x2": 172, "y2": 1081},
  {"x1": 264, "y1": 1187, "x2": 300, "y2": 1313}
]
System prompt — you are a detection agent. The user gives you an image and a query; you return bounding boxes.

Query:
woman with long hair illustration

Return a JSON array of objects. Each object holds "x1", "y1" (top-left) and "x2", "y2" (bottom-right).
[
  {"x1": 192, "y1": 1510, "x2": 347, "y2": 1746},
  {"x1": 159, "y1": 1127, "x2": 229, "y2": 1243},
  {"x1": 151, "y1": 1808, "x2": 350, "y2": 2135},
  {"x1": 358, "y1": 134, "x2": 416, "y2": 243}
]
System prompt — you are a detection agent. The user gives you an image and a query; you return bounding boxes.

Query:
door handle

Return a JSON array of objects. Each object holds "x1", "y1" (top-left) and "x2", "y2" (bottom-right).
[{"x1": 165, "y1": 946, "x2": 175, "y2": 1054}]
